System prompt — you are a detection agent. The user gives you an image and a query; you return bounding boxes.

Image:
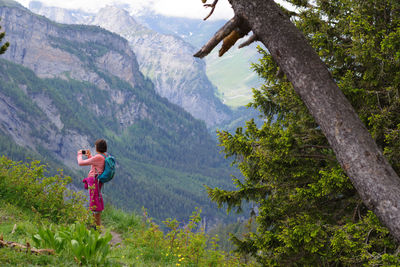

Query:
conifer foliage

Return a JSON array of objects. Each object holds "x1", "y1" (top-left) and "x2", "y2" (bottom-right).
[{"x1": 207, "y1": 0, "x2": 400, "y2": 265}]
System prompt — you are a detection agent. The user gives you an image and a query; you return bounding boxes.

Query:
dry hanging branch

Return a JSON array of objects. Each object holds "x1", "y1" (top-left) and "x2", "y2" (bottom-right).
[
  {"x1": 219, "y1": 30, "x2": 241, "y2": 56},
  {"x1": 238, "y1": 34, "x2": 259, "y2": 49},
  {"x1": 203, "y1": 0, "x2": 219, "y2": 21},
  {"x1": 194, "y1": 15, "x2": 251, "y2": 58},
  {"x1": 194, "y1": 15, "x2": 241, "y2": 58},
  {"x1": 196, "y1": 0, "x2": 259, "y2": 58},
  {"x1": 219, "y1": 21, "x2": 252, "y2": 56}
]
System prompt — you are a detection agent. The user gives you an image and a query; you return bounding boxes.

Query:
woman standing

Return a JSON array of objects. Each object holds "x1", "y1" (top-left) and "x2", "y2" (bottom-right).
[{"x1": 77, "y1": 139, "x2": 108, "y2": 228}]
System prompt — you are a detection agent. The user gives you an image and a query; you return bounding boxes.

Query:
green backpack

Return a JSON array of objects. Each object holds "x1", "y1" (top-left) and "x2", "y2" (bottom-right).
[{"x1": 98, "y1": 154, "x2": 115, "y2": 183}]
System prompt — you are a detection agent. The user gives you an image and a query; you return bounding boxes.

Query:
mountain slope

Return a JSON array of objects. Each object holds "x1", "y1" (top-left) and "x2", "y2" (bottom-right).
[
  {"x1": 0, "y1": 0, "x2": 235, "y2": 223},
  {"x1": 29, "y1": 1, "x2": 232, "y2": 127}
]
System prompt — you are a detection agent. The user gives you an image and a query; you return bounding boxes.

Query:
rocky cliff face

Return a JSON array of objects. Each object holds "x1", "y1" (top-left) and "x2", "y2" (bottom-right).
[
  {"x1": 0, "y1": 3, "x2": 149, "y2": 166},
  {"x1": 92, "y1": 7, "x2": 232, "y2": 127},
  {"x1": 29, "y1": 3, "x2": 232, "y2": 127},
  {"x1": 0, "y1": 61, "x2": 90, "y2": 168},
  {"x1": 28, "y1": 1, "x2": 91, "y2": 24},
  {"x1": 1, "y1": 6, "x2": 144, "y2": 89}
]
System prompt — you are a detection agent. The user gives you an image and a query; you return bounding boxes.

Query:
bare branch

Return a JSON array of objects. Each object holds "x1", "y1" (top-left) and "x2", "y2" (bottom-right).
[
  {"x1": 365, "y1": 229, "x2": 374, "y2": 245},
  {"x1": 238, "y1": 34, "x2": 259, "y2": 49},
  {"x1": 275, "y1": 68, "x2": 284, "y2": 79},
  {"x1": 0, "y1": 239, "x2": 55, "y2": 255},
  {"x1": 203, "y1": 0, "x2": 219, "y2": 21},
  {"x1": 11, "y1": 223, "x2": 16, "y2": 234},
  {"x1": 293, "y1": 153, "x2": 336, "y2": 161},
  {"x1": 194, "y1": 16, "x2": 241, "y2": 58},
  {"x1": 352, "y1": 201, "x2": 363, "y2": 222},
  {"x1": 219, "y1": 30, "x2": 241, "y2": 56},
  {"x1": 300, "y1": 145, "x2": 332, "y2": 150}
]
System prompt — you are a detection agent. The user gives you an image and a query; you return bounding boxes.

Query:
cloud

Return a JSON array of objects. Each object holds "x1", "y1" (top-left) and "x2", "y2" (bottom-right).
[
  {"x1": 152, "y1": 0, "x2": 233, "y2": 20},
  {"x1": 18, "y1": 0, "x2": 134, "y2": 13},
  {"x1": 16, "y1": 0, "x2": 234, "y2": 20}
]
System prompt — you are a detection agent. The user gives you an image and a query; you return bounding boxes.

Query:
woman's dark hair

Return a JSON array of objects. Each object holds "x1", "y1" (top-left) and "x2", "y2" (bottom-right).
[{"x1": 95, "y1": 139, "x2": 107, "y2": 153}]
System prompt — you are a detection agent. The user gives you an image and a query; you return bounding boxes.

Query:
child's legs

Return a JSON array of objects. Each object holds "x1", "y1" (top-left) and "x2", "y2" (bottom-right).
[{"x1": 93, "y1": 211, "x2": 101, "y2": 226}]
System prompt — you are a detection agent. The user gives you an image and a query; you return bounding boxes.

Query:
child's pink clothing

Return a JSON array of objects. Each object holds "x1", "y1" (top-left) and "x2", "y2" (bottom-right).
[
  {"x1": 77, "y1": 152, "x2": 106, "y2": 212},
  {"x1": 77, "y1": 152, "x2": 105, "y2": 177},
  {"x1": 82, "y1": 176, "x2": 104, "y2": 212}
]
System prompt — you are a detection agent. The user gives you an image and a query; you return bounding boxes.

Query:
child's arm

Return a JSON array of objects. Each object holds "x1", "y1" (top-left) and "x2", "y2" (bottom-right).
[{"x1": 77, "y1": 151, "x2": 96, "y2": 166}]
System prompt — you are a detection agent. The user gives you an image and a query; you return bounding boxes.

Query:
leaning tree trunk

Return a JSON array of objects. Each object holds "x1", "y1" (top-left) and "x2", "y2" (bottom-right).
[{"x1": 197, "y1": 0, "x2": 400, "y2": 241}]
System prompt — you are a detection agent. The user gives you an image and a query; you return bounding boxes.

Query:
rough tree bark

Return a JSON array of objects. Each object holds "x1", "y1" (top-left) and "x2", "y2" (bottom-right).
[{"x1": 195, "y1": 0, "x2": 400, "y2": 241}]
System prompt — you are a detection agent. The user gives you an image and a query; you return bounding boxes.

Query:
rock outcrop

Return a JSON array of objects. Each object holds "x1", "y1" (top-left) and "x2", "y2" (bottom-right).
[{"x1": 1, "y1": 6, "x2": 144, "y2": 89}]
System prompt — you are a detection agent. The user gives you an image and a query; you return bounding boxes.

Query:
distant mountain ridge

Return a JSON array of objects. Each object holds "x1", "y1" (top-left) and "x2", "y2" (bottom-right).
[
  {"x1": 134, "y1": 11, "x2": 263, "y2": 107},
  {"x1": 28, "y1": 1, "x2": 232, "y2": 127},
  {"x1": 0, "y1": 0, "x2": 236, "y2": 224},
  {"x1": 92, "y1": 7, "x2": 232, "y2": 126}
]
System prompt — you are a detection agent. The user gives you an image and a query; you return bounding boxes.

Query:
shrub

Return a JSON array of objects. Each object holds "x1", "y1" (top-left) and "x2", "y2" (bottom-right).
[
  {"x1": 0, "y1": 156, "x2": 88, "y2": 223},
  {"x1": 124, "y1": 208, "x2": 243, "y2": 266}
]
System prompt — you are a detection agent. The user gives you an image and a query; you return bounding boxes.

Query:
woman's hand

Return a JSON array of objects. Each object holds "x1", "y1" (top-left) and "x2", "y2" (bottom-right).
[{"x1": 78, "y1": 150, "x2": 90, "y2": 156}]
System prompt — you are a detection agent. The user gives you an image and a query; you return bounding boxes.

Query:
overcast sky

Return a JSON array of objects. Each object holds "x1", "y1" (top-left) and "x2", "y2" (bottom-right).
[{"x1": 15, "y1": 0, "x2": 235, "y2": 20}]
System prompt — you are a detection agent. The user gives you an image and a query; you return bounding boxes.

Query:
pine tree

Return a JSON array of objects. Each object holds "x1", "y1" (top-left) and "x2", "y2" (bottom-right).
[
  {"x1": 198, "y1": 0, "x2": 400, "y2": 243},
  {"x1": 206, "y1": 0, "x2": 400, "y2": 265}
]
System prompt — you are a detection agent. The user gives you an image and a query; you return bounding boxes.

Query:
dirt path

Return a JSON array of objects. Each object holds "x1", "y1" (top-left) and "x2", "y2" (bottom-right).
[{"x1": 110, "y1": 231, "x2": 123, "y2": 247}]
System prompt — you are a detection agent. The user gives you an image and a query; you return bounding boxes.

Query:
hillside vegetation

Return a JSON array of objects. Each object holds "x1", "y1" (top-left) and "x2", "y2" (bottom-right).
[{"x1": 0, "y1": 156, "x2": 255, "y2": 266}]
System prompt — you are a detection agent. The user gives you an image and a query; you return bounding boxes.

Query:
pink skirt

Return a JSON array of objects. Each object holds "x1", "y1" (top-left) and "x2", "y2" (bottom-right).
[{"x1": 82, "y1": 176, "x2": 104, "y2": 212}]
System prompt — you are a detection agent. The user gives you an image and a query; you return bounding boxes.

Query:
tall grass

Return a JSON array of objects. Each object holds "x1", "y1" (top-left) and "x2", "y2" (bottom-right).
[{"x1": 102, "y1": 205, "x2": 142, "y2": 234}]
